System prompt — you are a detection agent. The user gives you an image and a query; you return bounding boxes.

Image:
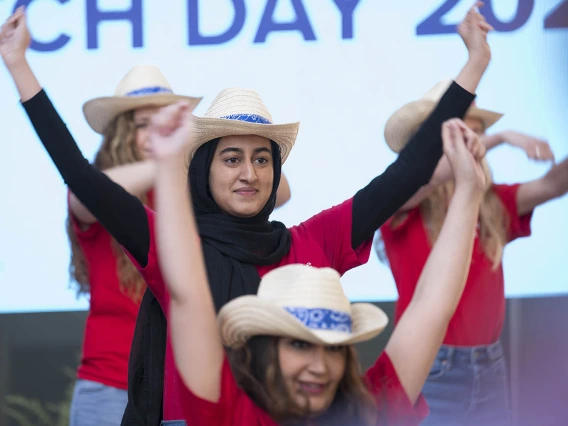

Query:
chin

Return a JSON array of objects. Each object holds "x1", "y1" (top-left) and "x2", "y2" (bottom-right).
[
  {"x1": 230, "y1": 204, "x2": 264, "y2": 218},
  {"x1": 306, "y1": 396, "x2": 334, "y2": 416}
]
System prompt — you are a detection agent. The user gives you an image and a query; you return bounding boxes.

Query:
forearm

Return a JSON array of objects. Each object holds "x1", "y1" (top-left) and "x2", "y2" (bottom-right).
[
  {"x1": 5, "y1": 58, "x2": 41, "y2": 102},
  {"x1": 412, "y1": 187, "x2": 481, "y2": 313},
  {"x1": 481, "y1": 132, "x2": 506, "y2": 150},
  {"x1": 69, "y1": 160, "x2": 156, "y2": 224},
  {"x1": 385, "y1": 186, "x2": 481, "y2": 403},
  {"x1": 352, "y1": 83, "x2": 475, "y2": 247},
  {"x1": 105, "y1": 160, "x2": 156, "y2": 196},
  {"x1": 454, "y1": 55, "x2": 490, "y2": 95},
  {"x1": 155, "y1": 154, "x2": 224, "y2": 401},
  {"x1": 155, "y1": 155, "x2": 207, "y2": 303}
]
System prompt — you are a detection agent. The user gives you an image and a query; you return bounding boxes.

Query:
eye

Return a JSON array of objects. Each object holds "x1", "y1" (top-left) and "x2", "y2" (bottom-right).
[
  {"x1": 326, "y1": 345, "x2": 345, "y2": 353},
  {"x1": 290, "y1": 339, "x2": 311, "y2": 350},
  {"x1": 224, "y1": 157, "x2": 240, "y2": 165},
  {"x1": 254, "y1": 157, "x2": 270, "y2": 165},
  {"x1": 135, "y1": 122, "x2": 147, "y2": 129}
]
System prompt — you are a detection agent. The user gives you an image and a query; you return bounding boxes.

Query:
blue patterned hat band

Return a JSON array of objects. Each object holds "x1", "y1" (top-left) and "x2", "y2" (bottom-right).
[
  {"x1": 125, "y1": 86, "x2": 174, "y2": 97},
  {"x1": 284, "y1": 307, "x2": 352, "y2": 334},
  {"x1": 221, "y1": 113, "x2": 272, "y2": 124}
]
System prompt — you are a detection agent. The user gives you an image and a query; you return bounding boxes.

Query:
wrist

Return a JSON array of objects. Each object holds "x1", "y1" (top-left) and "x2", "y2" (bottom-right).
[
  {"x1": 454, "y1": 182, "x2": 484, "y2": 202},
  {"x1": 466, "y1": 53, "x2": 490, "y2": 71},
  {"x1": 5, "y1": 55, "x2": 29, "y2": 73},
  {"x1": 156, "y1": 153, "x2": 187, "y2": 172}
]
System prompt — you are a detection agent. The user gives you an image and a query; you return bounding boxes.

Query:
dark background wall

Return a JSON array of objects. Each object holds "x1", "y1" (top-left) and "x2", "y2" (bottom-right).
[{"x1": 0, "y1": 297, "x2": 567, "y2": 426}]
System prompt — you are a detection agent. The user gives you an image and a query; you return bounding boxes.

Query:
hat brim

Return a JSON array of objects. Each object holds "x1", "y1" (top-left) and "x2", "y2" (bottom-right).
[
  {"x1": 188, "y1": 116, "x2": 299, "y2": 165},
  {"x1": 83, "y1": 94, "x2": 203, "y2": 134},
  {"x1": 218, "y1": 296, "x2": 389, "y2": 348},
  {"x1": 384, "y1": 100, "x2": 504, "y2": 153}
]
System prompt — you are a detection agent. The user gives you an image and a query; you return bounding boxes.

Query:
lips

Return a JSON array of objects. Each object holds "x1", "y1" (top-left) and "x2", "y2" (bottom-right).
[
  {"x1": 234, "y1": 187, "x2": 258, "y2": 196},
  {"x1": 298, "y1": 381, "x2": 327, "y2": 395}
]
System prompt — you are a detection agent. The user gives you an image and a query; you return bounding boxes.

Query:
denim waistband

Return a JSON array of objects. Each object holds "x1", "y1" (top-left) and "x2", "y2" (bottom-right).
[{"x1": 436, "y1": 341, "x2": 504, "y2": 365}]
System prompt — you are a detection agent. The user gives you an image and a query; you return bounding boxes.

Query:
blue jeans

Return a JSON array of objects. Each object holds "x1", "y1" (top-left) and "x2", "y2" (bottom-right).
[
  {"x1": 69, "y1": 379, "x2": 128, "y2": 426},
  {"x1": 421, "y1": 341, "x2": 512, "y2": 426}
]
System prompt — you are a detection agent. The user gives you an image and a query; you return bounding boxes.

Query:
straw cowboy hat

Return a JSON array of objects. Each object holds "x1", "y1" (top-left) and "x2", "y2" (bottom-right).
[
  {"x1": 384, "y1": 79, "x2": 504, "y2": 152},
  {"x1": 83, "y1": 65, "x2": 203, "y2": 134},
  {"x1": 218, "y1": 264, "x2": 389, "y2": 348},
  {"x1": 187, "y1": 88, "x2": 299, "y2": 164}
]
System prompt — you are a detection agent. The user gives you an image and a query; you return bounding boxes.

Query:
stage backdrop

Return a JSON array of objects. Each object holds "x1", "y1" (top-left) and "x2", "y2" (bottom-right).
[{"x1": 0, "y1": 0, "x2": 566, "y2": 313}]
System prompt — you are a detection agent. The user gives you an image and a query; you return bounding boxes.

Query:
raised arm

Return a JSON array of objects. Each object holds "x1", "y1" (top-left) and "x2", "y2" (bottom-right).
[
  {"x1": 351, "y1": 3, "x2": 492, "y2": 248},
  {"x1": 385, "y1": 119, "x2": 485, "y2": 404},
  {"x1": 0, "y1": 7, "x2": 150, "y2": 263},
  {"x1": 150, "y1": 103, "x2": 224, "y2": 402}
]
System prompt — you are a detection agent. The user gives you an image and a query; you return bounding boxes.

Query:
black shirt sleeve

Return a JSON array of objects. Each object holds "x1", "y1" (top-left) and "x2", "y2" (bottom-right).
[
  {"x1": 22, "y1": 89, "x2": 150, "y2": 265},
  {"x1": 351, "y1": 81, "x2": 476, "y2": 248}
]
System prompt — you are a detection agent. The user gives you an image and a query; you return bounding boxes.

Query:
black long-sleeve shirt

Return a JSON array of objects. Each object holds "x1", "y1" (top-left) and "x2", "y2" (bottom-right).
[{"x1": 22, "y1": 83, "x2": 474, "y2": 265}]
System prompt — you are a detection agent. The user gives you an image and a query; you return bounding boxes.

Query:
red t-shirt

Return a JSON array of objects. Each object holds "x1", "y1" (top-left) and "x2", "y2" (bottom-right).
[
  {"x1": 380, "y1": 184, "x2": 533, "y2": 346},
  {"x1": 125, "y1": 198, "x2": 375, "y2": 421},
  {"x1": 72, "y1": 217, "x2": 141, "y2": 390},
  {"x1": 177, "y1": 352, "x2": 428, "y2": 426}
]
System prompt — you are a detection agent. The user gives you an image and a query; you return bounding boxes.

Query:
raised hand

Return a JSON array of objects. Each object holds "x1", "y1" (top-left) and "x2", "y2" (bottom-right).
[
  {"x1": 501, "y1": 131, "x2": 555, "y2": 162},
  {"x1": 458, "y1": 2, "x2": 494, "y2": 62},
  {"x1": 443, "y1": 119, "x2": 486, "y2": 192},
  {"x1": 455, "y1": 118, "x2": 486, "y2": 161},
  {"x1": 148, "y1": 101, "x2": 195, "y2": 159},
  {"x1": 0, "y1": 6, "x2": 30, "y2": 67}
]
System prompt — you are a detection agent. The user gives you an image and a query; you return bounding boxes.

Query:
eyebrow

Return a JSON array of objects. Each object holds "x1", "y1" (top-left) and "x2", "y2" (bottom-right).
[{"x1": 218, "y1": 147, "x2": 272, "y2": 155}]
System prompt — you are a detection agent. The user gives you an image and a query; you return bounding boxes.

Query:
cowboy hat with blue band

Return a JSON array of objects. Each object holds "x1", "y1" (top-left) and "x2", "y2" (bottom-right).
[
  {"x1": 218, "y1": 264, "x2": 389, "y2": 348},
  {"x1": 83, "y1": 64, "x2": 203, "y2": 134},
  {"x1": 187, "y1": 87, "x2": 300, "y2": 165}
]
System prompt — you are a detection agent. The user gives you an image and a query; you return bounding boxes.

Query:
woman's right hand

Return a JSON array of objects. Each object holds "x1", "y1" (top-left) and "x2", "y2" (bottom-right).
[
  {"x1": 443, "y1": 119, "x2": 486, "y2": 193},
  {"x1": 458, "y1": 2, "x2": 493, "y2": 63},
  {"x1": 0, "y1": 6, "x2": 30, "y2": 68}
]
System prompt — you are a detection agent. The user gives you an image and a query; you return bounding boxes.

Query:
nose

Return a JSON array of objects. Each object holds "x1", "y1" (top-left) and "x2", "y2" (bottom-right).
[
  {"x1": 239, "y1": 159, "x2": 258, "y2": 183},
  {"x1": 307, "y1": 347, "x2": 328, "y2": 376}
]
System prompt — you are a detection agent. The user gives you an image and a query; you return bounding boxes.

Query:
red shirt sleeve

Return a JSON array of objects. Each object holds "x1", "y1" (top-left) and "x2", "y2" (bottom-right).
[
  {"x1": 364, "y1": 352, "x2": 429, "y2": 426},
  {"x1": 295, "y1": 198, "x2": 372, "y2": 274},
  {"x1": 492, "y1": 184, "x2": 533, "y2": 242},
  {"x1": 121, "y1": 206, "x2": 169, "y2": 309}
]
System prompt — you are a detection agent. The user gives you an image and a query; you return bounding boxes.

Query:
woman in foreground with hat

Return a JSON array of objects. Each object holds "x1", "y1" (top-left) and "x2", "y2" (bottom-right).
[
  {"x1": 149, "y1": 99, "x2": 487, "y2": 425},
  {"x1": 377, "y1": 83, "x2": 568, "y2": 425},
  {"x1": 1, "y1": 4, "x2": 492, "y2": 425}
]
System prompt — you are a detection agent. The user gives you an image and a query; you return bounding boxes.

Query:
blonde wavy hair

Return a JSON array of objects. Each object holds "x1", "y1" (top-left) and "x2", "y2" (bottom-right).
[
  {"x1": 383, "y1": 159, "x2": 509, "y2": 270},
  {"x1": 67, "y1": 110, "x2": 147, "y2": 301}
]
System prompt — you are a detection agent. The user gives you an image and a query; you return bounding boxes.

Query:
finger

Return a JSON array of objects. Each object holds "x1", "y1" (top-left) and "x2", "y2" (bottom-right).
[
  {"x1": 451, "y1": 122, "x2": 466, "y2": 150},
  {"x1": 442, "y1": 122, "x2": 455, "y2": 154},
  {"x1": 478, "y1": 21, "x2": 494, "y2": 32}
]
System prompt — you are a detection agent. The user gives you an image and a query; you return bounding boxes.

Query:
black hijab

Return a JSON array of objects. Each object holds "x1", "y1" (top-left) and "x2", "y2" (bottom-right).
[{"x1": 121, "y1": 139, "x2": 291, "y2": 425}]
